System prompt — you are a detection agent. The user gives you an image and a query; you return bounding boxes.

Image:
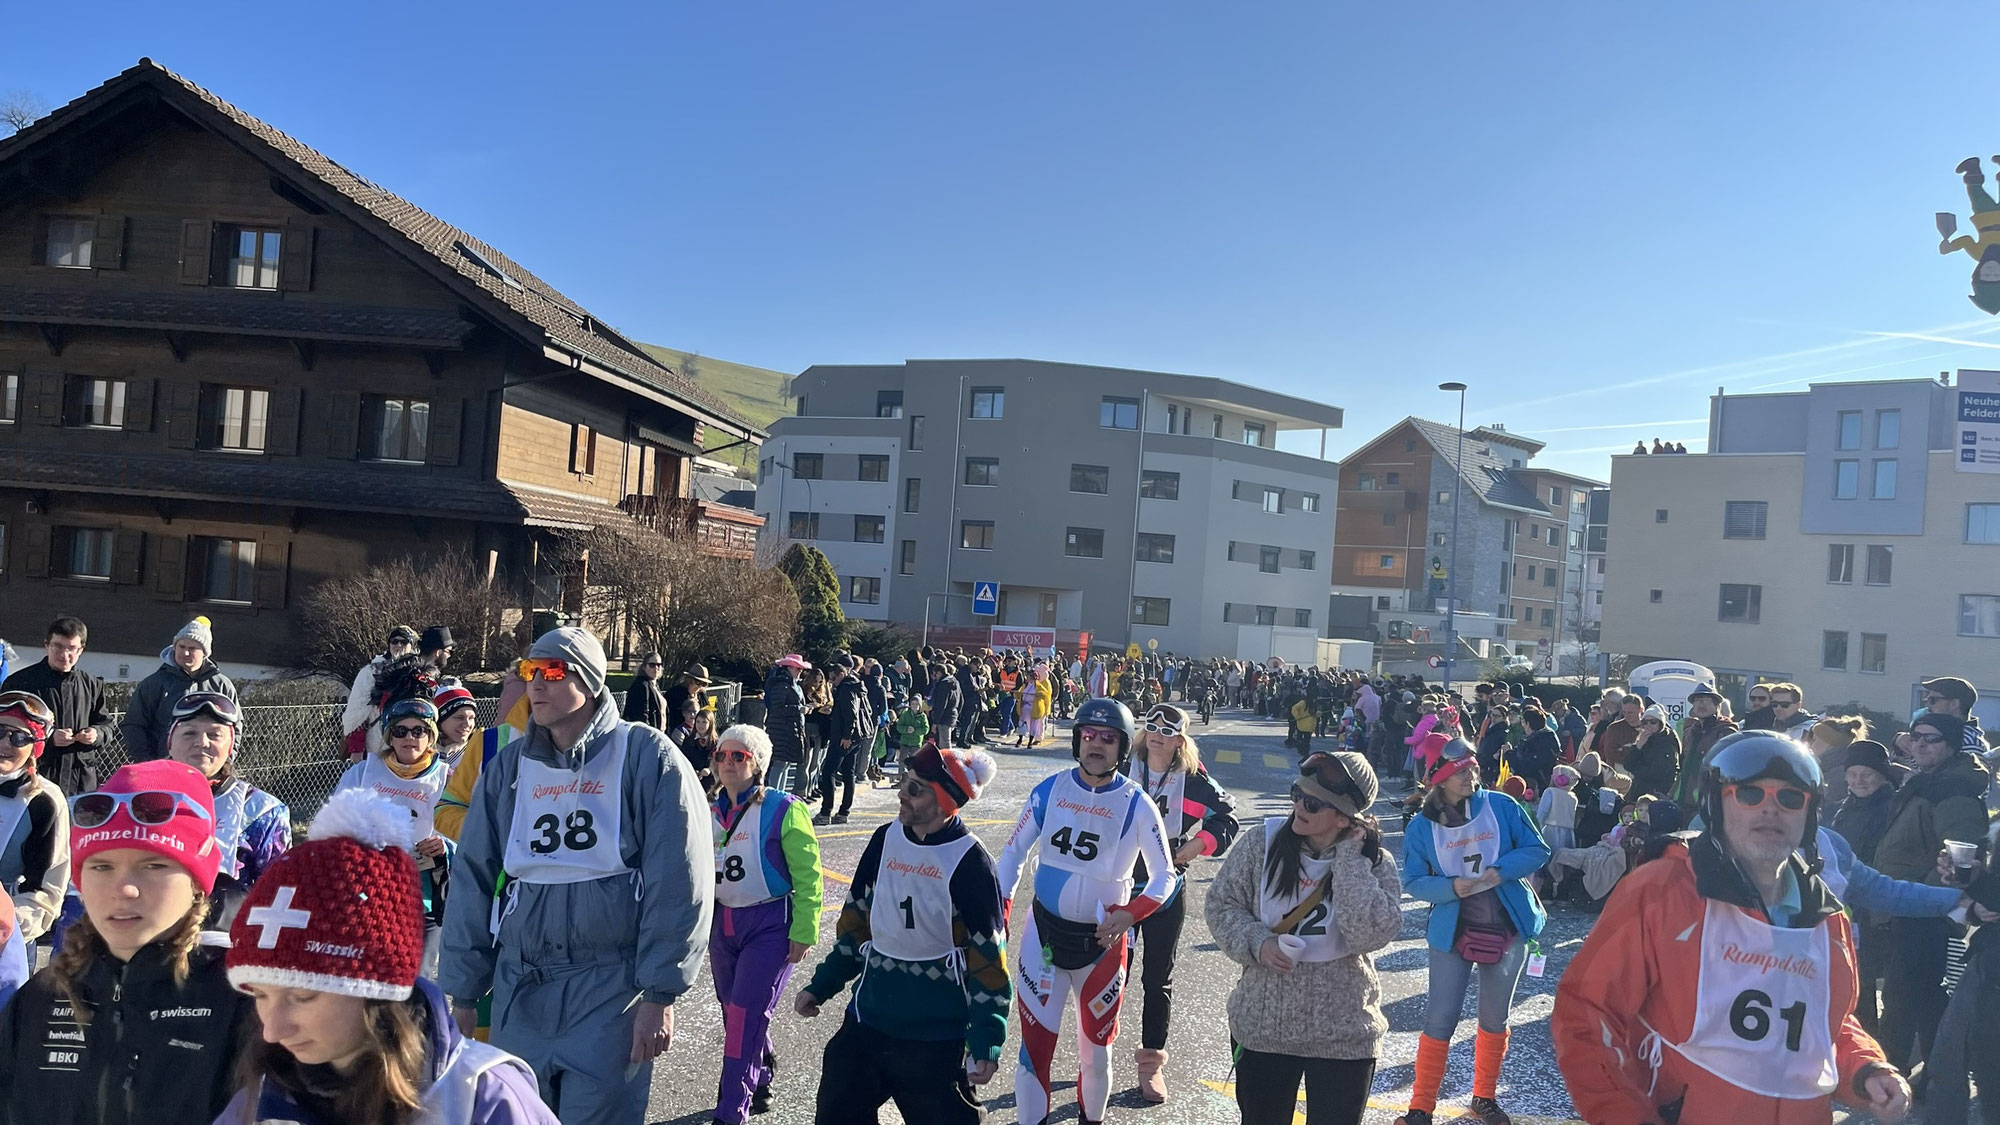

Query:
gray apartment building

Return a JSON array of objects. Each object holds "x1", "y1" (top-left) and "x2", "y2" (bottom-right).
[
  {"x1": 1602, "y1": 373, "x2": 2000, "y2": 724},
  {"x1": 753, "y1": 359, "x2": 1343, "y2": 657}
]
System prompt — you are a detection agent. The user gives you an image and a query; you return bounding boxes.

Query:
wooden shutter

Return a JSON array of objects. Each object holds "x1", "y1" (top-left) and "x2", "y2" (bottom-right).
[
  {"x1": 177, "y1": 220, "x2": 212, "y2": 285},
  {"x1": 278, "y1": 219, "x2": 314, "y2": 291},
  {"x1": 22, "y1": 524, "x2": 51, "y2": 578},
  {"x1": 265, "y1": 388, "x2": 302, "y2": 455},
  {"x1": 123, "y1": 377, "x2": 155, "y2": 433},
  {"x1": 253, "y1": 531, "x2": 289, "y2": 609},
  {"x1": 29, "y1": 368, "x2": 63, "y2": 426},
  {"x1": 93, "y1": 216, "x2": 125, "y2": 270},
  {"x1": 111, "y1": 529, "x2": 145, "y2": 586},
  {"x1": 164, "y1": 382, "x2": 201, "y2": 449},
  {"x1": 326, "y1": 393, "x2": 362, "y2": 460},
  {"x1": 425, "y1": 396, "x2": 464, "y2": 467},
  {"x1": 152, "y1": 534, "x2": 188, "y2": 601}
]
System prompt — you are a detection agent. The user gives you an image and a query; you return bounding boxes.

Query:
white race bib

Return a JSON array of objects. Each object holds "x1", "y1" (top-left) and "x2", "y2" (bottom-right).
[
  {"x1": 1129, "y1": 761, "x2": 1189, "y2": 842},
  {"x1": 1432, "y1": 798, "x2": 1501, "y2": 878},
  {"x1": 503, "y1": 725, "x2": 632, "y2": 885},
  {"x1": 870, "y1": 826, "x2": 978, "y2": 962},
  {"x1": 1035, "y1": 774, "x2": 1132, "y2": 884},
  {"x1": 356, "y1": 755, "x2": 447, "y2": 845},
  {"x1": 1663, "y1": 899, "x2": 1837, "y2": 1099},
  {"x1": 1257, "y1": 817, "x2": 1348, "y2": 961},
  {"x1": 714, "y1": 793, "x2": 784, "y2": 909}
]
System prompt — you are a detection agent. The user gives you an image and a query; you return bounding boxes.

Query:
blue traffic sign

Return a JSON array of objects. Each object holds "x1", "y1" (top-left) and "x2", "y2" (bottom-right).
[{"x1": 972, "y1": 582, "x2": 999, "y2": 616}]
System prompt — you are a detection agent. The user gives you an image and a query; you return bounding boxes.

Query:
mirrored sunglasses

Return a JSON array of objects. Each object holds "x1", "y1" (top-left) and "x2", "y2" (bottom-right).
[
  {"x1": 517, "y1": 657, "x2": 572, "y2": 682},
  {"x1": 72, "y1": 790, "x2": 214, "y2": 828}
]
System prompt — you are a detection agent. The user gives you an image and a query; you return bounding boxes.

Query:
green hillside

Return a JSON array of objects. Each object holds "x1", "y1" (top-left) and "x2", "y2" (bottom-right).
[{"x1": 642, "y1": 344, "x2": 793, "y2": 443}]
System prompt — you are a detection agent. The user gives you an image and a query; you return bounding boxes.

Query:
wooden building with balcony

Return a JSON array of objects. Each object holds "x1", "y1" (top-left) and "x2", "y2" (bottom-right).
[{"x1": 0, "y1": 59, "x2": 763, "y2": 674}]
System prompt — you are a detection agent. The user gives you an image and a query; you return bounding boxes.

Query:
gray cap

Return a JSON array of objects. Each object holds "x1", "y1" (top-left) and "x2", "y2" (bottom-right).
[{"x1": 529, "y1": 626, "x2": 608, "y2": 698}]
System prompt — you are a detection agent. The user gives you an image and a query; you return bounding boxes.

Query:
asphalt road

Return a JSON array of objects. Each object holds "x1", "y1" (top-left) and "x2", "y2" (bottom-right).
[{"x1": 642, "y1": 709, "x2": 1889, "y2": 1125}]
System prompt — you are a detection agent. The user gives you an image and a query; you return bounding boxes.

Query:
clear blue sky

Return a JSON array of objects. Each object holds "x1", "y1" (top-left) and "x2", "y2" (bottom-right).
[{"x1": 9, "y1": 1, "x2": 2000, "y2": 479}]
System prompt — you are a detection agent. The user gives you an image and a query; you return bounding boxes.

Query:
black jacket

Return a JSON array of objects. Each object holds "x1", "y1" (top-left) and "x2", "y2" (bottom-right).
[
  {"x1": 0, "y1": 660, "x2": 112, "y2": 795},
  {"x1": 623, "y1": 676, "x2": 667, "y2": 729},
  {"x1": 831, "y1": 676, "x2": 875, "y2": 750},
  {"x1": 927, "y1": 674, "x2": 962, "y2": 742},
  {"x1": 0, "y1": 942, "x2": 248, "y2": 1125},
  {"x1": 762, "y1": 666, "x2": 806, "y2": 764},
  {"x1": 1626, "y1": 730, "x2": 1682, "y2": 799}
]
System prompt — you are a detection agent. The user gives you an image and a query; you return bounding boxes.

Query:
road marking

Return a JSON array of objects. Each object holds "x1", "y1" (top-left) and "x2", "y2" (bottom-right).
[
  {"x1": 1263, "y1": 753, "x2": 1291, "y2": 769},
  {"x1": 1214, "y1": 750, "x2": 1243, "y2": 764},
  {"x1": 1200, "y1": 1082, "x2": 1583, "y2": 1124}
]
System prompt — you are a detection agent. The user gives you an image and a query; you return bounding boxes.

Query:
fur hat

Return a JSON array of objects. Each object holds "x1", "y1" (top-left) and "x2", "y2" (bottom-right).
[{"x1": 226, "y1": 788, "x2": 426, "y2": 1001}]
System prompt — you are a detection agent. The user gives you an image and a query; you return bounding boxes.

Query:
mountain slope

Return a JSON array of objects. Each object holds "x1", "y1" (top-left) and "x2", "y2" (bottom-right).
[{"x1": 640, "y1": 344, "x2": 792, "y2": 439}]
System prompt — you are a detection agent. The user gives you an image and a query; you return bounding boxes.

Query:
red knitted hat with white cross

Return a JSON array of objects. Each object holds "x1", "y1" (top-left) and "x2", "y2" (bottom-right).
[{"x1": 225, "y1": 787, "x2": 426, "y2": 1000}]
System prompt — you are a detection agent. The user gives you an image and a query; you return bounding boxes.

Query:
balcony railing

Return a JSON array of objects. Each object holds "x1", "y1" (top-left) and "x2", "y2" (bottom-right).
[{"x1": 620, "y1": 495, "x2": 763, "y2": 559}]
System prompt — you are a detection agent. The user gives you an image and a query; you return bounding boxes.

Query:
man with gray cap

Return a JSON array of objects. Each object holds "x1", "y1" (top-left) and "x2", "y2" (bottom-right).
[
  {"x1": 442, "y1": 626, "x2": 713, "y2": 1125},
  {"x1": 121, "y1": 616, "x2": 236, "y2": 761}
]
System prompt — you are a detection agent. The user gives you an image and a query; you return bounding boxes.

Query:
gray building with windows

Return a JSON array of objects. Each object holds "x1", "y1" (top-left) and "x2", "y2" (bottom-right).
[
  {"x1": 1601, "y1": 374, "x2": 2000, "y2": 723},
  {"x1": 754, "y1": 359, "x2": 1343, "y2": 657}
]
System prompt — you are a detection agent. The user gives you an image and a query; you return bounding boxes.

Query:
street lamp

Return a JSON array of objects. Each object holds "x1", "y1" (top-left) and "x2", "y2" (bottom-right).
[{"x1": 1438, "y1": 381, "x2": 1468, "y2": 694}]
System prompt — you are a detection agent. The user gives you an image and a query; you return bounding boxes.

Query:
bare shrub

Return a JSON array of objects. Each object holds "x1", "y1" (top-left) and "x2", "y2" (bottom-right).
[
  {"x1": 296, "y1": 545, "x2": 509, "y2": 676},
  {"x1": 555, "y1": 526, "x2": 798, "y2": 677}
]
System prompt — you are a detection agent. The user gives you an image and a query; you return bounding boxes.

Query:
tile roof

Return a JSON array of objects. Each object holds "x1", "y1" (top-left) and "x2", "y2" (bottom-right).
[
  {"x1": 0, "y1": 60, "x2": 758, "y2": 438},
  {"x1": 0, "y1": 285, "x2": 473, "y2": 346},
  {"x1": 1406, "y1": 417, "x2": 1550, "y2": 513}
]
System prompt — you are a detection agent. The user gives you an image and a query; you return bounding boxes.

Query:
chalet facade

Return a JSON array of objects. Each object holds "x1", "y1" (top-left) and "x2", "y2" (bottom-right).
[{"x1": 0, "y1": 60, "x2": 762, "y2": 676}]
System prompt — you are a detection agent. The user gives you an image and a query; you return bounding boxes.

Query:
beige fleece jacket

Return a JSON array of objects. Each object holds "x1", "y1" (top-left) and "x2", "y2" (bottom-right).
[{"x1": 1204, "y1": 823, "x2": 1405, "y2": 1060}]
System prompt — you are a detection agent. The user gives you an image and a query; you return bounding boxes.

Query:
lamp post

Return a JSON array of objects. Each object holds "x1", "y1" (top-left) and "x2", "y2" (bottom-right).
[{"x1": 1438, "y1": 381, "x2": 1468, "y2": 694}]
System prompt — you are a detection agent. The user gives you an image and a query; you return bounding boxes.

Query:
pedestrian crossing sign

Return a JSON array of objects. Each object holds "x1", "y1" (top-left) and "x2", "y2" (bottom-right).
[{"x1": 972, "y1": 582, "x2": 999, "y2": 616}]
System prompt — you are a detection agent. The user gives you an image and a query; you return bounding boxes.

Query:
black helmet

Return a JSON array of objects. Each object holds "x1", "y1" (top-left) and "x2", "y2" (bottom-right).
[
  {"x1": 1700, "y1": 730, "x2": 1823, "y2": 864},
  {"x1": 1071, "y1": 697, "x2": 1137, "y2": 765}
]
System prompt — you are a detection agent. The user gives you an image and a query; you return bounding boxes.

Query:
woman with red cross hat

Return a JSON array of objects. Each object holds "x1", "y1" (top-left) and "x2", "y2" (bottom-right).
[{"x1": 0, "y1": 759, "x2": 249, "y2": 1125}]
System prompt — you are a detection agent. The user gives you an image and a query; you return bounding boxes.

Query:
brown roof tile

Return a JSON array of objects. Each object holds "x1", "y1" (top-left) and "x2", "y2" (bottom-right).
[{"x1": 0, "y1": 285, "x2": 473, "y2": 345}]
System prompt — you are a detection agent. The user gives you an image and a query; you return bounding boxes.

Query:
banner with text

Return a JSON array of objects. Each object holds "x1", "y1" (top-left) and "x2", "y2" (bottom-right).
[{"x1": 1957, "y1": 369, "x2": 2000, "y2": 473}]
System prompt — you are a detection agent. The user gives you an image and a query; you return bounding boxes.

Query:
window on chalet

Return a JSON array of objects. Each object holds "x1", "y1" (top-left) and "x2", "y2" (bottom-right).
[
  {"x1": 201, "y1": 385, "x2": 269, "y2": 453},
  {"x1": 194, "y1": 537, "x2": 257, "y2": 603},
  {"x1": 45, "y1": 218, "x2": 95, "y2": 268},
  {"x1": 65, "y1": 377, "x2": 126, "y2": 429},
  {"x1": 1, "y1": 372, "x2": 16, "y2": 424},
  {"x1": 59, "y1": 527, "x2": 115, "y2": 581},
  {"x1": 363, "y1": 396, "x2": 430, "y2": 462},
  {"x1": 220, "y1": 226, "x2": 282, "y2": 289}
]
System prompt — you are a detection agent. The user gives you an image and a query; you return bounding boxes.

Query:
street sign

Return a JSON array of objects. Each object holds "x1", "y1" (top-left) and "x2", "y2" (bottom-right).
[
  {"x1": 971, "y1": 582, "x2": 999, "y2": 616},
  {"x1": 1427, "y1": 654, "x2": 1443, "y2": 669},
  {"x1": 1146, "y1": 638, "x2": 1158, "y2": 651},
  {"x1": 1126, "y1": 642, "x2": 1143, "y2": 659}
]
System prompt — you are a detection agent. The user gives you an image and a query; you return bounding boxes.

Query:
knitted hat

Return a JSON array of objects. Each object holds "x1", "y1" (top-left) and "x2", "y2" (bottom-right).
[
  {"x1": 174, "y1": 616, "x2": 214, "y2": 659},
  {"x1": 387, "y1": 624, "x2": 420, "y2": 647},
  {"x1": 1843, "y1": 740, "x2": 1905, "y2": 789},
  {"x1": 912, "y1": 746, "x2": 996, "y2": 818},
  {"x1": 717, "y1": 724, "x2": 772, "y2": 776},
  {"x1": 1501, "y1": 775, "x2": 1533, "y2": 802},
  {"x1": 71, "y1": 761, "x2": 221, "y2": 894},
  {"x1": 431, "y1": 685, "x2": 477, "y2": 720},
  {"x1": 419, "y1": 625, "x2": 454, "y2": 653},
  {"x1": 1298, "y1": 751, "x2": 1379, "y2": 818},
  {"x1": 1641, "y1": 704, "x2": 1668, "y2": 724},
  {"x1": 1576, "y1": 751, "x2": 1604, "y2": 779},
  {"x1": 226, "y1": 788, "x2": 425, "y2": 1001},
  {"x1": 529, "y1": 627, "x2": 607, "y2": 698}
]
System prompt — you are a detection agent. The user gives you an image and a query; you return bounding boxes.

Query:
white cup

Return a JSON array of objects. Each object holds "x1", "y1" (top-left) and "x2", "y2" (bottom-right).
[
  {"x1": 1275, "y1": 934, "x2": 1307, "y2": 959},
  {"x1": 1946, "y1": 840, "x2": 1979, "y2": 883}
]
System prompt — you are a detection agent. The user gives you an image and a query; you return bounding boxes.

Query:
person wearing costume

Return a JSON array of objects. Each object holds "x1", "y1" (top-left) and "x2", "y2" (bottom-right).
[
  {"x1": 0, "y1": 691, "x2": 71, "y2": 941},
  {"x1": 338, "y1": 696, "x2": 454, "y2": 976},
  {"x1": 161, "y1": 691, "x2": 288, "y2": 929}
]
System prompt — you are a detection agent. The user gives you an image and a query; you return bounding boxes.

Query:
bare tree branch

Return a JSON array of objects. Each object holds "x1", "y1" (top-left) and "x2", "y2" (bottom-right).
[
  {"x1": 554, "y1": 526, "x2": 799, "y2": 676},
  {"x1": 0, "y1": 91, "x2": 50, "y2": 135}
]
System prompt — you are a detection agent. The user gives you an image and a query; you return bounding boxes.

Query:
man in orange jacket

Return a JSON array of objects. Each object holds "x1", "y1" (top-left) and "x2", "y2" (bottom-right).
[{"x1": 1551, "y1": 731, "x2": 1911, "y2": 1125}]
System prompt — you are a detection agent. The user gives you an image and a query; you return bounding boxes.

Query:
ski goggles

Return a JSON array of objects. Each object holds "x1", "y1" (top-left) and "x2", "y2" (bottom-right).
[
  {"x1": 1143, "y1": 705, "x2": 1187, "y2": 736},
  {"x1": 516, "y1": 657, "x2": 574, "y2": 683},
  {"x1": 72, "y1": 789, "x2": 214, "y2": 829},
  {"x1": 170, "y1": 691, "x2": 241, "y2": 729},
  {"x1": 1, "y1": 729, "x2": 37, "y2": 750},
  {"x1": 0, "y1": 691, "x2": 53, "y2": 740},
  {"x1": 1724, "y1": 782, "x2": 1811, "y2": 812},
  {"x1": 907, "y1": 743, "x2": 970, "y2": 807}
]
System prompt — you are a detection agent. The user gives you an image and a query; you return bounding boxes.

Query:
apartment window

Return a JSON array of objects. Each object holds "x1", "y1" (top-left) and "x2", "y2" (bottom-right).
[
  {"x1": 1960, "y1": 594, "x2": 2000, "y2": 637},
  {"x1": 1381, "y1": 511, "x2": 1397, "y2": 527},
  {"x1": 1242, "y1": 421, "x2": 1266, "y2": 447},
  {"x1": 1139, "y1": 470, "x2": 1180, "y2": 500},
  {"x1": 1540, "y1": 608, "x2": 1554, "y2": 627},
  {"x1": 907, "y1": 414, "x2": 925, "y2": 450},
  {"x1": 1300, "y1": 493, "x2": 1320, "y2": 513},
  {"x1": 903, "y1": 478, "x2": 921, "y2": 513},
  {"x1": 1650, "y1": 589, "x2": 1663, "y2": 603},
  {"x1": 1376, "y1": 596, "x2": 1392, "y2": 610},
  {"x1": 569, "y1": 424, "x2": 597, "y2": 475},
  {"x1": 0, "y1": 372, "x2": 15, "y2": 423},
  {"x1": 1262, "y1": 487, "x2": 1282, "y2": 514},
  {"x1": 1871, "y1": 459, "x2": 1897, "y2": 499},
  {"x1": 1723, "y1": 500, "x2": 1767, "y2": 540},
  {"x1": 875, "y1": 390, "x2": 903, "y2": 419},
  {"x1": 1550, "y1": 486, "x2": 1562, "y2": 506},
  {"x1": 1530, "y1": 524, "x2": 1541, "y2": 541},
  {"x1": 59, "y1": 527, "x2": 115, "y2": 580},
  {"x1": 1655, "y1": 508, "x2": 1668, "y2": 523},
  {"x1": 960, "y1": 521, "x2": 995, "y2": 550},
  {"x1": 899, "y1": 540, "x2": 916, "y2": 575},
  {"x1": 1526, "y1": 565, "x2": 1537, "y2": 581},
  {"x1": 855, "y1": 516, "x2": 884, "y2": 544},
  {"x1": 194, "y1": 537, "x2": 257, "y2": 603},
  {"x1": 795, "y1": 395, "x2": 807, "y2": 416},
  {"x1": 202, "y1": 385, "x2": 269, "y2": 452},
  {"x1": 1100, "y1": 397, "x2": 1140, "y2": 430},
  {"x1": 787, "y1": 512, "x2": 819, "y2": 540},
  {"x1": 1570, "y1": 529, "x2": 1584, "y2": 549},
  {"x1": 1069, "y1": 464, "x2": 1109, "y2": 494},
  {"x1": 1969, "y1": 503, "x2": 2000, "y2": 543},
  {"x1": 1064, "y1": 527, "x2": 1105, "y2": 558},
  {"x1": 1259, "y1": 545, "x2": 1280, "y2": 574},
  {"x1": 359, "y1": 396, "x2": 428, "y2": 461},
  {"x1": 1718, "y1": 583, "x2": 1762, "y2": 623},
  {"x1": 1166, "y1": 404, "x2": 1179, "y2": 433},
  {"x1": 964, "y1": 457, "x2": 1000, "y2": 486},
  {"x1": 1211, "y1": 414, "x2": 1223, "y2": 438},
  {"x1": 1573, "y1": 489, "x2": 1588, "y2": 510},
  {"x1": 45, "y1": 218, "x2": 94, "y2": 268},
  {"x1": 1543, "y1": 568, "x2": 1557, "y2": 587},
  {"x1": 1836, "y1": 410, "x2": 1862, "y2": 450},
  {"x1": 1135, "y1": 533, "x2": 1176, "y2": 563},
  {"x1": 1379, "y1": 554, "x2": 1396, "y2": 569},
  {"x1": 222, "y1": 225, "x2": 282, "y2": 289},
  {"x1": 1865, "y1": 544, "x2": 1892, "y2": 585},
  {"x1": 1433, "y1": 533, "x2": 1447, "y2": 547},
  {"x1": 1595, "y1": 558, "x2": 1605, "y2": 574},
  {"x1": 848, "y1": 576, "x2": 881, "y2": 605},
  {"x1": 1827, "y1": 544, "x2": 1854, "y2": 584},
  {"x1": 1405, "y1": 439, "x2": 1417, "y2": 452},
  {"x1": 1437, "y1": 490, "x2": 1451, "y2": 504},
  {"x1": 1594, "y1": 590, "x2": 1603, "y2": 605},
  {"x1": 1294, "y1": 608, "x2": 1312, "y2": 628},
  {"x1": 1859, "y1": 633, "x2": 1887, "y2": 674},
  {"x1": 1521, "y1": 606, "x2": 1532, "y2": 622},
  {"x1": 1357, "y1": 473, "x2": 1375, "y2": 491},
  {"x1": 1131, "y1": 597, "x2": 1171, "y2": 626},
  {"x1": 1834, "y1": 459, "x2": 1860, "y2": 499},
  {"x1": 1298, "y1": 550, "x2": 1315, "y2": 570},
  {"x1": 858, "y1": 455, "x2": 889, "y2": 483},
  {"x1": 969, "y1": 388, "x2": 1004, "y2": 418},
  {"x1": 1876, "y1": 409, "x2": 1900, "y2": 449},
  {"x1": 1384, "y1": 472, "x2": 1400, "y2": 485},
  {"x1": 1822, "y1": 630, "x2": 1848, "y2": 670},
  {"x1": 792, "y1": 453, "x2": 823, "y2": 480},
  {"x1": 65, "y1": 377, "x2": 126, "y2": 429}
]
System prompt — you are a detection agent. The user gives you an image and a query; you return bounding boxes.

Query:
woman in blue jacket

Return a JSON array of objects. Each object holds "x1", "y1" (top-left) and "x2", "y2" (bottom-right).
[{"x1": 1396, "y1": 738, "x2": 1549, "y2": 1125}]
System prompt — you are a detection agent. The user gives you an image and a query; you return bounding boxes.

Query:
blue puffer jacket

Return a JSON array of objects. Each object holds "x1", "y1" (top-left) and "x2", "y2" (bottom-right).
[{"x1": 1402, "y1": 788, "x2": 1550, "y2": 952}]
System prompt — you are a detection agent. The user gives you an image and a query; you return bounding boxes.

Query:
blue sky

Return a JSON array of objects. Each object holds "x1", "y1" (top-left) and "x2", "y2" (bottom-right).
[{"x1": 8, "y1": 2, "x2": 2000, "y2": 479}]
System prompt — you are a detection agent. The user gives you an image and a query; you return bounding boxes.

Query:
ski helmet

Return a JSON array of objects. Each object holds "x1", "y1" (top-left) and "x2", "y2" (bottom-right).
[
  {"x1": 1700, "y1": 730, "x2": 1823, "y2": 864},
  {"x1": 1071, "y1": 697, "x2": 1137, "y2": 766}
]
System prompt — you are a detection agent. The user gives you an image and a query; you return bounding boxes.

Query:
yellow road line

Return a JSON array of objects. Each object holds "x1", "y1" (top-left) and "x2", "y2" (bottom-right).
[
  {"x1": 1263, "y1": 753, "x2": 1292, "y2": 769},
  {"x1": 1214, "y1": 749, "x2": 1243, "y2": 764}
]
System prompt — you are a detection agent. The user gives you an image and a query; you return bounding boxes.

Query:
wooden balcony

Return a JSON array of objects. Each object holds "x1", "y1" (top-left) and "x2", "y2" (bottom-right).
[{"x1": 620, "y1": 495, "x2": 763, "y2": 560}]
